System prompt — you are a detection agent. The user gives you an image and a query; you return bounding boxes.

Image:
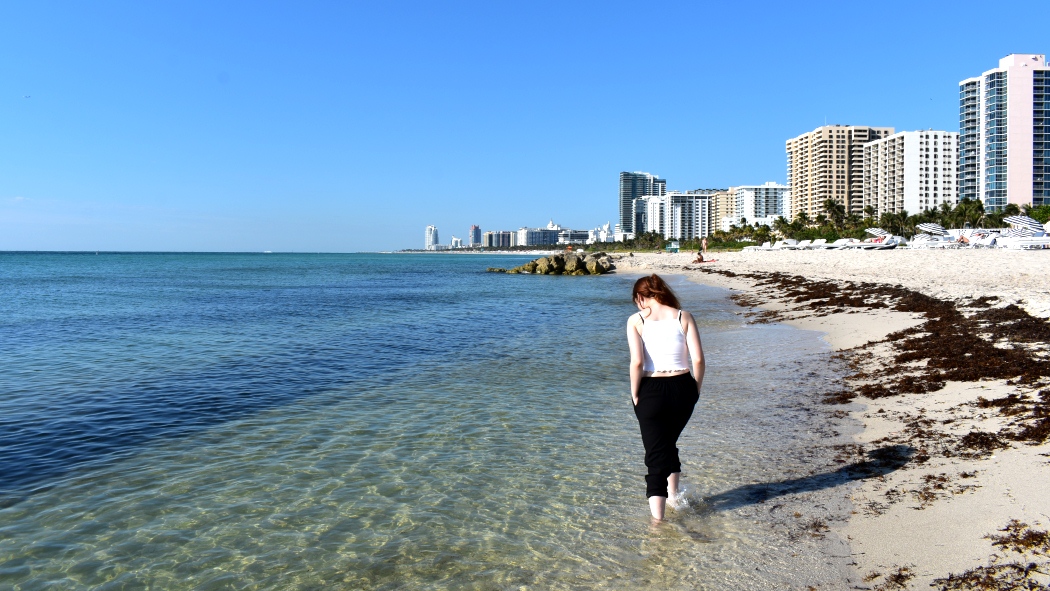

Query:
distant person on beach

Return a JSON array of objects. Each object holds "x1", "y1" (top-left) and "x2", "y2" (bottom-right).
[
  {"x1": 692, "y1": 251, "x2": 704, "y2": 263},
  {"x1": 626, "y1": 274, "x2": 705, "y2": 521},
  {"x1": 701, "y1": 237, "x2": 708, "y2": 255}
]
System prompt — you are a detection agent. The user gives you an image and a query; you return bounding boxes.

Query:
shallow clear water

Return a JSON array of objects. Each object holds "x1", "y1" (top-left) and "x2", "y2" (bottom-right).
[{"x1": 0, "y1": 253, "x2": 854, "y2": 589}]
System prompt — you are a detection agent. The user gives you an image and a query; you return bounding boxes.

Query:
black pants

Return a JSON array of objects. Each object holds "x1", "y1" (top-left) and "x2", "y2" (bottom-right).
[{"x1": 633, "y1": 373, "x2": 699, "y2": 498}]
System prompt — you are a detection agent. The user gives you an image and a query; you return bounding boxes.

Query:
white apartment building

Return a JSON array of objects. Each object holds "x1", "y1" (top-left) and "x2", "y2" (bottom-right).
[
  {"x1": 959, "y1": 54, "x2": 1050, "y2": 210},
  {"x1": 424, "y1": 225, "x2": 439, "y2": 250},
  {"x1": 450, "y1": 236, "x2": 463, "y2": 249},
  {"x1": 636, "y1": 191, "x2": 717, "y2": 240},
  {"x1": 587, "y1": 222, "x2": 613, "y2": 244},
  {"x1": 734, "y1": 182, "x2": 789, "y2": 226},
  {"x1": 516, "y1": 220, "x2": 562, "y2": 246},
  {"x1": 862, "y1": 130, "x2": 959, "y2": 217},
  {"x1": 619, "y1": 171, "x2": 667, "y2": 234}
]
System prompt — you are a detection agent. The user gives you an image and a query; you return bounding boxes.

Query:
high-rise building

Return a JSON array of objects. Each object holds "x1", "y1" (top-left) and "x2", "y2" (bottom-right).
[
  {"x1": 424, "y1": 225, "x2": 439, "y2": 250},
  {"x1": 710, "y1": 188, "x2": 737, "y2": 231},
  {"x1": 959, "y1": 54, "x2": 1050, "y2": 210},
  {"x1": 587, "y1": 223, "x2": 613, "y2": 244},
  {"x1": 618, "y1": 171, "x2": 666, "y2": 235},
  {"x1": 786, "y1": 125, "x2": 894, "y2": 219},
  {"x1": 734, "y1": 182, "x2": 790, "y2": 226},
  {"x1": 516, "y1": 220, "x2": 561, "y2": 246},
  {"x1": 636, "y1": 190, "x2": 718, "y2": 240},
  {"x1": 468, "y1": 225, "x2": 481, "y2": 247},
  {"x1": 482, "y1": 231, "x2": 513, "y2": 248},
  {"x1": 450, "y1": 236, "x2": 463, "y2": 249},
  {"x1": 863, "y1": 130, "x2": 959, "y2": 218}
]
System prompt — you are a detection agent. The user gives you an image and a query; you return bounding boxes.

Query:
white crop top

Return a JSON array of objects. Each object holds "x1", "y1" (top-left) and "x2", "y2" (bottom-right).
[{"x1": 639, "y1": 310, "x2": 690, "y2": 373}]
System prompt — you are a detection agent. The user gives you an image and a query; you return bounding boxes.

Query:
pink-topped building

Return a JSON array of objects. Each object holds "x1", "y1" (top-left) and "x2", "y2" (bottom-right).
[{"x1": 959, "y1": 54, "x2": 1050, "y2": 211}]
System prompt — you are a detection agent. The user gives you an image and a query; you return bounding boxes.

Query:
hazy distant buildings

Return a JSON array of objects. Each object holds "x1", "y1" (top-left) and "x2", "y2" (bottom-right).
[
  {"x1": 424, "y1": 225, "x2": 439, "y2": 250},
  {"x1": 588, "y1": 222, "x2": 613, "y2": 244},
  {"x1": 482, "y1": 231, "x2": 513, "y2": 248},
  {"x1": 863, "y1": 130, "x2": 959, "y2": 217},
  {"x1": 468, "y1": 225, "x2": 482, "y2": 247},
  {"x1": 618, "y1": 171, "x2": 666, "y2": 236},
  {"x1": 786, "y1": 125, "x2": 894, "y2": 219},
  {"x1": 450, "y1": 236, "x2": 463, "y2": 249},
  {"x1": 734, "y1": 182, "x2": 789, "y2": 226},
  {"x1": 516, "y1": 220, "x2": 561, "y2": 246},
  {"x1": 959, "y1": 54, "x2": 1050, "y2": 210}
]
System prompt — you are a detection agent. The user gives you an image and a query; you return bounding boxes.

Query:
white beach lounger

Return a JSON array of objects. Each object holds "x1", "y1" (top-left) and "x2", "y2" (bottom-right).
[
  {"x1": 824, "y1": 238, "x2": 857, "y2": 250},
  {"x1": 998, "y1": 236, "x2": 1050, "y2": 250},
  {"x1": 807, "y1": 239, "x2": 828, "y2": 249},
  {"x1": 742, "y1": 241, "x2": 772, "y2": 252}
]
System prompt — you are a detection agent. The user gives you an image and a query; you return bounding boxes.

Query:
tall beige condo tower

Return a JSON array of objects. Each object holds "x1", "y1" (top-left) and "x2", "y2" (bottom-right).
[
  {"x1": 786, "y1": 125, "x2": 894, "y2": 219},
  {"x1": 708, "y1": 188, "x2": 736, "y2": 231}
]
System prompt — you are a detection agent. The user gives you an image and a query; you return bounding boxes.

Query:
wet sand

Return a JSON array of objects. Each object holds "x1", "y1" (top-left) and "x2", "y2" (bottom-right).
[{"x1": 615, "y1": 250, "x2": 1050, "y2": 590}]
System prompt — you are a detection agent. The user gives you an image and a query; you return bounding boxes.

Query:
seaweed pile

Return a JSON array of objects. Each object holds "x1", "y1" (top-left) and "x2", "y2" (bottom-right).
[
  {"x1": 933, "y1": 520, "x2": 1050, "y2": 590},
  {"x1": 701, "y1": 267, "x2": 1050, "y2": 590},
  {"x1": 701, "y1": 267, "x2": 1050, "y2": 457}
]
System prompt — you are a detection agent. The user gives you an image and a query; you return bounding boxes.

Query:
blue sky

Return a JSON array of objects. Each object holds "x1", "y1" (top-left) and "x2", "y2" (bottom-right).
[{"x1": 1, "y1": 1, "x2": 1046, "y2": 251}]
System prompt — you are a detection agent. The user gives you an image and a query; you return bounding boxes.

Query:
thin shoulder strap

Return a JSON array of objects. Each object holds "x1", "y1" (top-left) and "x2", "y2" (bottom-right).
[
  {"x1": 677, "y1": 309, "x2": 682, "y2": 321},
  {"x1": 637, "y1": 311, "x2": 645, "y2": 324}
]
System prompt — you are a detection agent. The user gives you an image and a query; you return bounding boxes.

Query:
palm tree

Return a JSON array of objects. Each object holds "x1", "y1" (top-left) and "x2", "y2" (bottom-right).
[
  {"x1": 983, "y1": 210, "x2": 1006, "y2": 229},
  {"x1": 934, "y1": 202, "x2": 953, "y2": 227},
  {"x1": 772, "y1": 216, "x2": 791, "y2": 238},
  {"x1": 955, "y1": 199, "x2": 984, "y2": 228},
  {"x1": 880, "y1": 210, "x2": 913, "y2": 237},
  {"x1": 822, "y1": 199, "x2": 846, "y2": 229}
]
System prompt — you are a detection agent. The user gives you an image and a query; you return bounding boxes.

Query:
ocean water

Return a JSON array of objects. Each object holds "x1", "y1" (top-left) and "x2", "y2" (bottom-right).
[{"x1": 0, "y1": 253, "x2": 855, "y2": 590}]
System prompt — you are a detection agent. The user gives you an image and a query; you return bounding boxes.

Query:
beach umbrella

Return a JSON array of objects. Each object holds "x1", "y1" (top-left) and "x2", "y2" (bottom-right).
[
  {"x1": 916, "y1": 222, "x2": 947, "y2": 235},
  {"x1": 1002, "y1": 227, "x2": 1036, "y2": 238},
  {"x1": 865, "y1": 228, "x2": 890, "y2": 237},
  {"x1": 912, "y1": 233, "x2": 933, "y2": 241},
  {"x1": 1003, "y1": 215, "x2": 1044, "y2": 233}
]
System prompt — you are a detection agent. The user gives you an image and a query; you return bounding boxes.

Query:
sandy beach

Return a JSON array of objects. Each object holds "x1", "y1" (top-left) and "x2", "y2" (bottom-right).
[{"x1": 615, "y1": 250, "x2": 1050, "y2": 589}]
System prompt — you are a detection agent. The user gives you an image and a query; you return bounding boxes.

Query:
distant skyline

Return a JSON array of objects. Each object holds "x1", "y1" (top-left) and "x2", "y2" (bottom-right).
[{"x1": 1, "y1": 1, "x2": 1046, "y2": 252}]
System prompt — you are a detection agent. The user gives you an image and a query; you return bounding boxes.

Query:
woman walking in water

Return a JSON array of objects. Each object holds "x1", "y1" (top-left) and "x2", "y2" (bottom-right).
[{"x1": 626, "y1": 274, "x2": 705, "y2": 521}]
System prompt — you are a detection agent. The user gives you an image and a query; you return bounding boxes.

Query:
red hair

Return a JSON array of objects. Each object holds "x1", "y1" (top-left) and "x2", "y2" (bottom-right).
[{"x1": 632, "y1": 274, "x2": 681, "y2": 309}]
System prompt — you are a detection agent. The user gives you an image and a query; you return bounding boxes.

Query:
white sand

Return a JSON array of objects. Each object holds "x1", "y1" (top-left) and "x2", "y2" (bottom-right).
[
  {"x1": 614, "y1": 249, "x2": 1050, "y2": 589},
  {"x1": 613, "y1": 249, "x2": 1050, "y2": 319}
]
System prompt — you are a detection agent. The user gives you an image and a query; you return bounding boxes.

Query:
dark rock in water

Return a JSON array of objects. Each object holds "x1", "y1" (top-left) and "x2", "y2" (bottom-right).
[
  {"x1": 548, "y1": 255, "x2": 565, "y2": 274},
  {"x1": 489, "y1": 251, "x2": 614, "y2": 275},
  {"x1": 563, "y1": 253, "x2": 583, "y2": 273}
]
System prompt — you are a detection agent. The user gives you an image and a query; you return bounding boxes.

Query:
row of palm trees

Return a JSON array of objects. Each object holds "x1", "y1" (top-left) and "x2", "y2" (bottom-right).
[{"x1": 712, "y1": 199, "x2": 1050, "y2": 244}]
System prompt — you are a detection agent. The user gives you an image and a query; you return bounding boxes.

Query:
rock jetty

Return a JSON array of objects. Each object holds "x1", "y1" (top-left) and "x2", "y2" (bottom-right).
[{"x1": 487, "y1": 252, "x2": 615, "y2": 275}]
